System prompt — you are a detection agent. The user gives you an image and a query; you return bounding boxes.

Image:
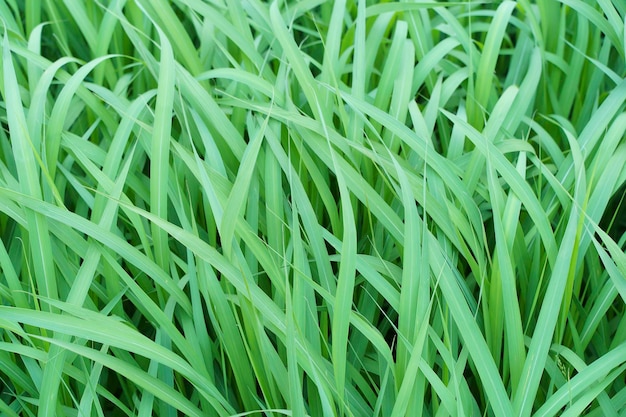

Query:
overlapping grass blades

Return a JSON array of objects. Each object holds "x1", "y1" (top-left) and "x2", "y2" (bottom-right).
[{"x1": 1, "y1": 1, "x2": 625, "y2": 416}]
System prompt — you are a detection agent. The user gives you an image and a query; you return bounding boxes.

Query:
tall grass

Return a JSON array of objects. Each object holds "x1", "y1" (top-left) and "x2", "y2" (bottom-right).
[{"x1": 1, "y1": 1, "x2": 625, "y2": 416}]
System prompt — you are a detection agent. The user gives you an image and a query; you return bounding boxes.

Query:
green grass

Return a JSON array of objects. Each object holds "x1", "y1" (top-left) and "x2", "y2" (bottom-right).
[{"x1": 1, "y1": 1, "x2": 626, "y2": 416}]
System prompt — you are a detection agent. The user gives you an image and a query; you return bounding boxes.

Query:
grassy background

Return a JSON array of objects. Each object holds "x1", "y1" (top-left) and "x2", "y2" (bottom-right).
[{"x1": 1, "y1": 0, "x2": 626, "y2": 416}]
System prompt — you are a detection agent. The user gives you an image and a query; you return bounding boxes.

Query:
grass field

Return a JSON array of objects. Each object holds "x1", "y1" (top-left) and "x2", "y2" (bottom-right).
[{"x1": 1, "y1": 1, "x2": 626, "y2": 416}]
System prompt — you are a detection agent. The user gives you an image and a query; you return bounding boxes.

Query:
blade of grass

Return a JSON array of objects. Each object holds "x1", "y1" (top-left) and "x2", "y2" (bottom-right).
[
  {"x1": 221, "y1": 113, "x2": 268, "y2": 259},
  {"x1": 330, "y1": 153, "x2": 358, "y2": 410},
  {"x1": 149, "y1": 27, "x2": 175, "y2": 272},
  {"x1": 468, "y1": 1, "x2": 517, "y2": 130},
  {"x1": 3, "y1": 32, "x2": 58, "y2": 317}
]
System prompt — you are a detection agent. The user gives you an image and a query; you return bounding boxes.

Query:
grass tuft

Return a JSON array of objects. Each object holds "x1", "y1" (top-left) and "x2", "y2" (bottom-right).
[{"x1": 1, "y1": 1, "x2": 625, "y2": 416}]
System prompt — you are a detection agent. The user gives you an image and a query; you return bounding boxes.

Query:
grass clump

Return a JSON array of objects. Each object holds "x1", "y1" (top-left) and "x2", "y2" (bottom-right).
[{"x1": 1, "y1": 1, "x2": 626, "y2": 416}]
